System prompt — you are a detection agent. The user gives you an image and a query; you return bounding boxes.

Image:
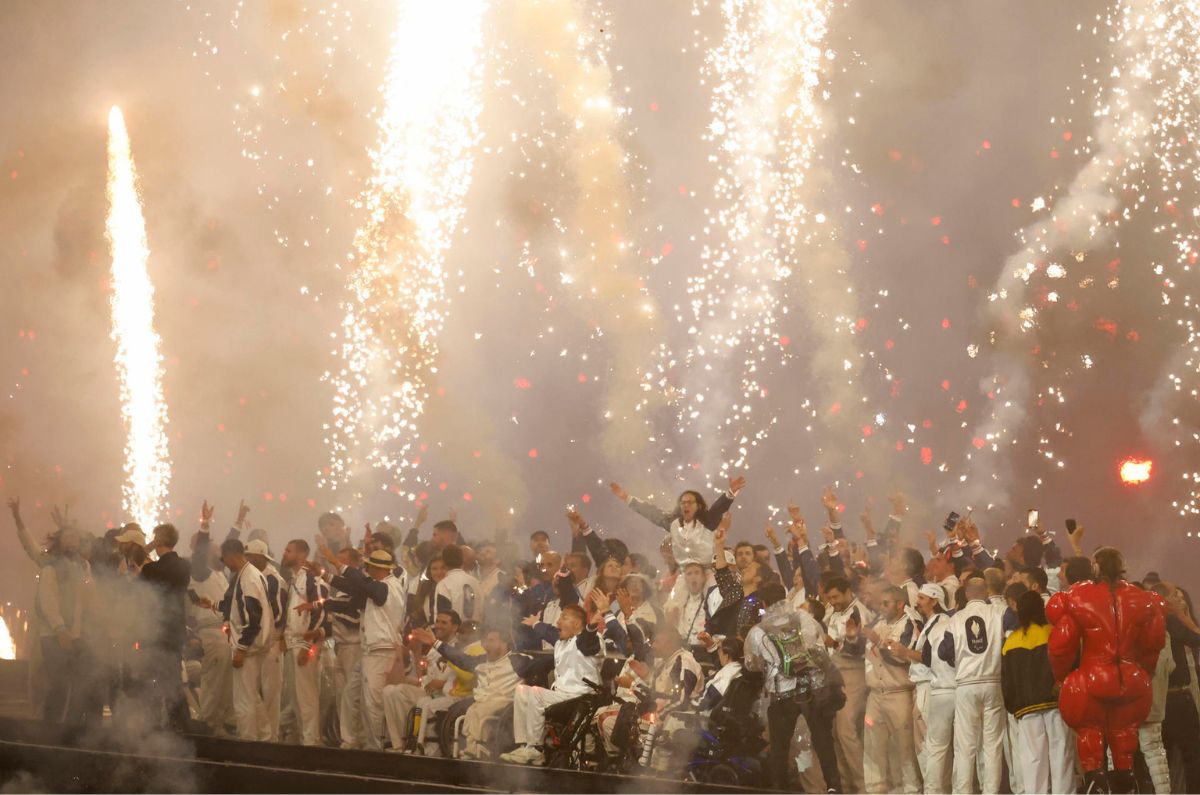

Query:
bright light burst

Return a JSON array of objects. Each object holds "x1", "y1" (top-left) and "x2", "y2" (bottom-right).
[
  {"x1": 105, "y1": 105, "x2": 172, "y2": 534},
  {"x1": 680, "y1": 0, "x2": 864, "y2": 478},
  {"x1": 323, "y1": 1, "x2": 488, "y2": 501},
  {"x1": 1119, "y1": 456, "x2": 1153, "y2": 484}
]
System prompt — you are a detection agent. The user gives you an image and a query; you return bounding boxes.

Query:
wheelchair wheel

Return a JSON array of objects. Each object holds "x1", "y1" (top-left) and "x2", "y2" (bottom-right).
[{"x1": 705, "y1": 764, "x2": 741, "y2": 786}]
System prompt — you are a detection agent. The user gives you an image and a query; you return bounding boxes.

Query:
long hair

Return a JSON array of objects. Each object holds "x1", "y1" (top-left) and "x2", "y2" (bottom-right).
[
  {"x1": 676, "y1": 490, "x2": 708, "y2": 520},
  {"x1": 1016, "y1": 589, "x2": 1047, "y2": 630},
  {"x1": 1093, "y1": 547, "x2": 1125, "y2": 586}
]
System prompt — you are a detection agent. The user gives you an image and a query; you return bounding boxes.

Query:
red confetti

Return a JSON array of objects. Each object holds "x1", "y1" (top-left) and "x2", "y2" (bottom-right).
[
  {"x1": 871, "y1": 203, "x2": 884, "y2": 215},
  {"x1": 982, "y1": 140, "x2": 992, "y2": 150},
  {"x1": 888, "y1": 149, "x2": 903, "y2": 161},
  {"x1": 931, "y1": 216, "x2": 942, "y2": 226},
  {"x1": 922, "y1": 419, "x2": 933, "y2": 429},
  {"x1": 861, "y1": 426, "x2": 873, "y2": 437},
  {"x1": 678, "y1": 185, "x2": 688, "y2": 195},
  {"x1": 278, "y1": 493, "x2": 287, "y2": 503},
  {"x1": 956, "y1": 399, "x2": 968, "y2": 413},
  {"x1": 1062, "y1": 130, "x2": 1073, "y2": 141},
  {"x1": 829, "y1": 402, "x2": 842, "y2": 415},
  {"x1": 263, "y1": 492, "x2": 274, "y2": 502},
  {"x1": 1011, "y1": 198, "x2": 1021, "y2": 208},
  {"x1": 528, "y1": 448, "x2": 538, "y2": 458},
  {"x1": 577, "y1": 373, "x2": 588, "y2": 383},
  {"x1": 419, "y1": 443, "x2": 428, "y2": 453},
  {"x1": 307, "y1": 499, "x2": 316, "y2": 508},
  {"x1": 1126, "y1": 329, "x2": 1140, "y2": 342},
  {"x1": 472, "y1": 450, "x2": 482, "y2": 458},
  {"x1": 581, "y1": 494, "x2": 591, "y2": 504},
  {"x1": 216, "y1": 423, "x2": 225, "y2": 433},
  {"x1": 941, "y1": 235, "x2": 950, "y2": 245},
  {"x1": 920, "y1": 447, "x2": 933, "y2": 465},
  {"x1": 779, "y1": 335, "x2": 790, "y2": 347},
  {"x1": 941, "y1": 318, "x2": 951, "y2": 329},
  {"x1": 856, "y1": 239, "x2": 868, "y2": 251},
  {"x1": 884, "y1": 339, "x2": 895, "y2": 350},
  {"x1": 660, "y1": 243, "x2": 673, "y2": 257},
  {"x1": 855, "y1": 317, "x2": 868, "y2": 331},
  {"x1": 463, "y1": 492, "x2": 473, "y2": 502},
  {"x1": 972, "y1": 438, "x2": 985, "y2": 449},
  {"x1": 649, "y1": 102, "x2": 659, "y2": 112},
  {"x1": 941, "y1": 380, "x2": 951, "y2": 391},
  {"x1": 1049, "y1": 149, "x2": 1059, "y2": 159},
  {"x1": 514, "y1": 377, "x2": 532, "y2": 389},
  {"x1": 438, "y1": 482, "x2": 448, "y2": 491},
  {"x1": 895, "y1": 441, "x2": 905, "y2": 452}
]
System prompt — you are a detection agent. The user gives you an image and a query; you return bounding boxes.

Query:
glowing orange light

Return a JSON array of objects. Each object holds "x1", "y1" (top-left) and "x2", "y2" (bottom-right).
[{"x1": 1119, "y1": 458, "x2": 1153, "y2": 485}]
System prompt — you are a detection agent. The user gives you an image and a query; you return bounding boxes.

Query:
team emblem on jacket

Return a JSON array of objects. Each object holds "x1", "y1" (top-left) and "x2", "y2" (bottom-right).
[{"x1": 966, "y1": 616, "x2": 987, "y2": 654}]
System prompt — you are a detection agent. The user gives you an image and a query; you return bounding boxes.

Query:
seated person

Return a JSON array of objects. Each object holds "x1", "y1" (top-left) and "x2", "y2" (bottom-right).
[
  {"x1": 500, "y1": 595, "x2": 624, "y2": 766},
  {"x1": 380, "y1": 610, "x2": 460, "y2": 752},
  {"x1": 695, "y1": 637, "x2": 743, "y2": 713},
  {"x1": 413, "y1": 625, "x2": 547, "y2": 759}
]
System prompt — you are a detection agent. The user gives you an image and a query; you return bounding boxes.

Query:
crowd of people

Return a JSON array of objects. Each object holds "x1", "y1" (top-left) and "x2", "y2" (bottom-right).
[{"x1": 9, "y1": 478, "x2": 1200, "y2": 794}]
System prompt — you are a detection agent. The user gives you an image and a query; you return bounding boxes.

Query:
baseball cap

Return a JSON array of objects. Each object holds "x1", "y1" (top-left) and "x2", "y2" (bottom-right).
[
  {"x1": 246, "y1": 539, "x2": 272, "y2": 559},
  {"x1": 918, "y1": 583, "x2": 946, "y2": 609}
]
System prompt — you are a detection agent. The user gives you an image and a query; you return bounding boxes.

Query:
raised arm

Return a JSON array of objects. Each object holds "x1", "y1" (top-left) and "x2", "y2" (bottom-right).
[
  {"x1": 700, "y1": 475, "x2": 745, "y2": 531},
  {"x1": 611, "y1": 482, "x2": 674, "y2": 531},
  {"x1": 9, "y1": 499, "x2": 48, "y2": 567}
]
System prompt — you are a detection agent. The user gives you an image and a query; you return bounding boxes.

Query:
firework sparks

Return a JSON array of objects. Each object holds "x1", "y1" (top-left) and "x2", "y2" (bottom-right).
[
  {"x1": 680, "y1": 0, "x2": 867, "y2": 479},
  {"x1": 510, "y1": 0, "x2": 665, "y2": 465},
  {"x1": 105, "y1": 105, "x2": 171, "y2": 534},
  {"x1": 323, "y1": 1, "x2": 488, "y2": 501},
  {"x1": 960, "y1": 0, "x2": 1168, "y2": 505}
]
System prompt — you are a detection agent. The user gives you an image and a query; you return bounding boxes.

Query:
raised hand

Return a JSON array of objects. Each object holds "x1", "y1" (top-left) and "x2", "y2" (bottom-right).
[
  {"x1": 1066, "y1": 523, "x2": 1085, "y2": 554},
  {"x1": 787, "y1": 500, "x2": 802, "y2": 523},
  {"x1": 315, "y1": 535, "x2": 338, "y2": 566},
  {"x1": 860, "y1": 507, "x2": 876, "y2": 540},
  {"x1": 590, "y1": 587, "x2": 611, "y2": 614},
  {"x1": 362, "y1": 523, "x2": 373, "y2": 548},
  {"x1": 409, "y1": 626, "x2": 436, "y2": 646},
  {"x1": 820, "y1": 486, "x2": 838, "y2": 513},
  {"x1": 787, "y1": 517, "x2": 809, "y2": 547},
  {"x1": 764, "y1": 522, "x2": 781, "y2": 550},
  {"x1": 888, "y1": 490, "x2": 908, "y2": 516},
  {"x1": 50, "y1": 505, "x2": 70, "y2": 531},
  {"x1": 415, "y1": 503, "x2": 429, "y2": 528},
  {"x1": 728, "y1": 476, "x2": 747, "y2": 497},
  {"x1": 616, "y1": 587, "x2": 633, "y2": 618},
  {"x1": 447, "y1": 507, "x2": 457, "y2": 524},
  {"x1": 200, "y1": 500, "x2": 215, "y2": 529},
  {"x1": 236, "y1": 499, "x2": 250, "y2": 529},
  {"x1": 819, "y1": 524, "x2": 835, "y2": 546},
  {"x1": 7, "y1": 498, "x2": 19, "y2": 523},
  {"x1": 609, "y1": 482, "x2": 630, "y2": 502}
]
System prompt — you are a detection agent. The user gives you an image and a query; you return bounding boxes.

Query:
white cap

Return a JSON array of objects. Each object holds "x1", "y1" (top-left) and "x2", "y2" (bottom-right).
[{"x1": 246, "y1": 539, "x2": 271, "y2": 558}]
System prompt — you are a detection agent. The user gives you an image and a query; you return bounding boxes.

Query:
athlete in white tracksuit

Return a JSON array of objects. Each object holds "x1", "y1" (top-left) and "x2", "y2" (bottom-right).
[
  {"x1": 938, "y1": 580, "x2": 1007, "y2": 794},
  {"x1": 435, "y1": 564, "x2": 480, "y2": 623},
  {"x1": 330, "y1": 550, "x2": 408, "y2": 750},
  {"x1": 189, "y1": 563, "x2": 233, "y2": 734},
  {"x1": 280, "y1": 552, "x2": 328, "y2": 747},
  {"x1": 912, "y1": 607, "x2": 956, "y2": 794},
  {"x1": 217, "y1": 542, "x2": 272, "y2": 742},
  {"x1": 324, "y1": 567, "x2": 365, "y2": 749}
]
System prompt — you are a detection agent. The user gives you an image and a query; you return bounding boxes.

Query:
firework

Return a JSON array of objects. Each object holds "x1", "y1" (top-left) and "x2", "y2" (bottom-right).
[
  {"x1": 323, "y1": 1, "x2": 488, "y2": 502},
  {"x1": 680, "y1": 0, "x2": 866, "y2": 479},
  {"x1": 509, "y1": 0, "x2": 665, "y2": 465},
  {"x1": 105, "y1": 106, "x2": 171, "y2": 534}
]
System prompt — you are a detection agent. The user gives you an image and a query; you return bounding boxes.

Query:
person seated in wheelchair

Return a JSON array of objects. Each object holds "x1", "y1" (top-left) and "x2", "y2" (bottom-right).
[
  {"x1": 595, "y1": 626, "x2": 701, "y2": 764},
  {"x1": 695, "y1": 636, "x2": 743, "y2": 714},
  {"x1": 380, "y1": 610, "x2": 467, "y2": 753},
  {"x1": 404, "y1": 618, "x2": 483, "y2": 755},
  {"x1": 500, "y1": 591, "x2": 628, "y2": 766},
  {"x1": 411, "y1": 624, "x2": 549, "y2": 760}
]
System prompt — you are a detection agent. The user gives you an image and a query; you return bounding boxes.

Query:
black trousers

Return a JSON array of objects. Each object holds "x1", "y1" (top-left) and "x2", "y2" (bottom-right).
[
  {"x1": 143, "y1": 647, "x2": 189, "y2": 730},
  {"x1": 1163, "y1": 689, "x2": 1200, "y2": 793},
  {"x1": 766, "y1": 691, "x2": 842, "y2": 792}
]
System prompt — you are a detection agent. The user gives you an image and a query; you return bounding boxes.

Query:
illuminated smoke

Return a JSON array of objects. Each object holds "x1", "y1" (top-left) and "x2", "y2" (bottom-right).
[
  {"x1": 510, "y1": 0, "x2": 665, "y2": 467},
  {"x1": 959, "y1": 0, "x2": 1165, "y2": 507},
  {"x1": 679, "y1": 0, "x2": 866, "y2": 479},
  {"x1": 105, "y1": 105, "x2": 171, "y2": 533},
  {"x1": 323, "y1": 1, "x2": 488, "y2": 503}
]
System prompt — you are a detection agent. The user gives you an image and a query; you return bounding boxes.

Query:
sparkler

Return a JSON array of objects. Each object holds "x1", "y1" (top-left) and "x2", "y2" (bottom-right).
[
  {"x1": 105, "y1": 105, "x2": 171, "y2": 534},
  {"x1": 323, "y1": 1, "x2": 488, "y2": 502},
  {"x1": 680, "y1": 0, "x2": 866, "y2": 479}
]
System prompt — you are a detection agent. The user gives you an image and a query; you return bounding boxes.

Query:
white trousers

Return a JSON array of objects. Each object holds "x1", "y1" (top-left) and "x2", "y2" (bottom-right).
[
  {"x1": 197, "y1": 627, "x2": 233, "y2": 732},
  {"x1": 260, "y1": 645, "x2": 282, "y2": 742},
  {"x1": 464, "y1": 696, "x2": 511, "y2": 757},
  {"x1": 232, "y1": 651, "x2": 269, "y2": 741},
  {"x1": 1005, "y1": 711, "x2": 1023, "y2": 794},
  {"x1": 1016, "y1": 708, "x2": 1076, "y2": 795},
  {"x1": 952, "y1": 682, "x2": 1005, "y2": 794},
  {"x1": 923, "y1": 688, "x2": 955, "y2": 794},
  {"x1": 512, "y1": 685, "x2": 578, "y2": 747},
  {"x1": 864, "y1": 688, "x2": 921, "y2": 794},
  {"x1": 360, "y1": 649, "x2": 397, "y2": 750},
  {"x1": 334, "y1": 643, "x2": 363, "y2": 748},
  {"x1": 414, "y1": 694, "x2": 459, "y2": 749},
  {"x1": 282, "y1": 648, "x2": 321, "y2": 746},
  {"x1": 1138, "y1": 721, "x2": 1170, "y2": 795},
  {"x1": 382, "y1": 683, "x2": 427, "y2": 749}
]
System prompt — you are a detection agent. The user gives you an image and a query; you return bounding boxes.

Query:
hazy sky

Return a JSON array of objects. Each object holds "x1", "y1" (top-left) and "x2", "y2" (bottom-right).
[{"x1": 1, "y1": 0, "x2": 1193, "y2": 603}]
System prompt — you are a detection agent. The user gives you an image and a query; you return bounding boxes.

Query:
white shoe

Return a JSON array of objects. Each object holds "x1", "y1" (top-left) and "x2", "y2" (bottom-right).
[
  {"x1": 526, "y1": 748, "x2": 546, "y2": 766},
  {"x1": 499, "y1": 745, "x2": 528, "y2": 763}
]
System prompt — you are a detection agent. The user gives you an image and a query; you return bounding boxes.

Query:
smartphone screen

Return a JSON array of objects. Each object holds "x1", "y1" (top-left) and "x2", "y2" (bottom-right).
[
  {"x1": 1065, "y1": 518, "x2": 1077, "y2": 532},
  {"x1": 1027, "y1": 509, "x2": 1038, "y2": 528}
]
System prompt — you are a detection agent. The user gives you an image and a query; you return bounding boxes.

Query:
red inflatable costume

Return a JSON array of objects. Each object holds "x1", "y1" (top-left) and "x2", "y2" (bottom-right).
[{"x1": 1046, "y1": 576, "x2": 1166, "y2": 784}]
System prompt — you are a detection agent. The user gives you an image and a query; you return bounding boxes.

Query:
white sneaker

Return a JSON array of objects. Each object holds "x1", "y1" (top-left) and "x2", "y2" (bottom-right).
[
  {"x1": 510, "y1": 745, "x2": 543, "y2": 764},
  {"x1": 526, "y1": 748, "x2": 546, "y2": 766},
  {"x1": 499, "y1": 745, "x2": 528, "y2": 763}
]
